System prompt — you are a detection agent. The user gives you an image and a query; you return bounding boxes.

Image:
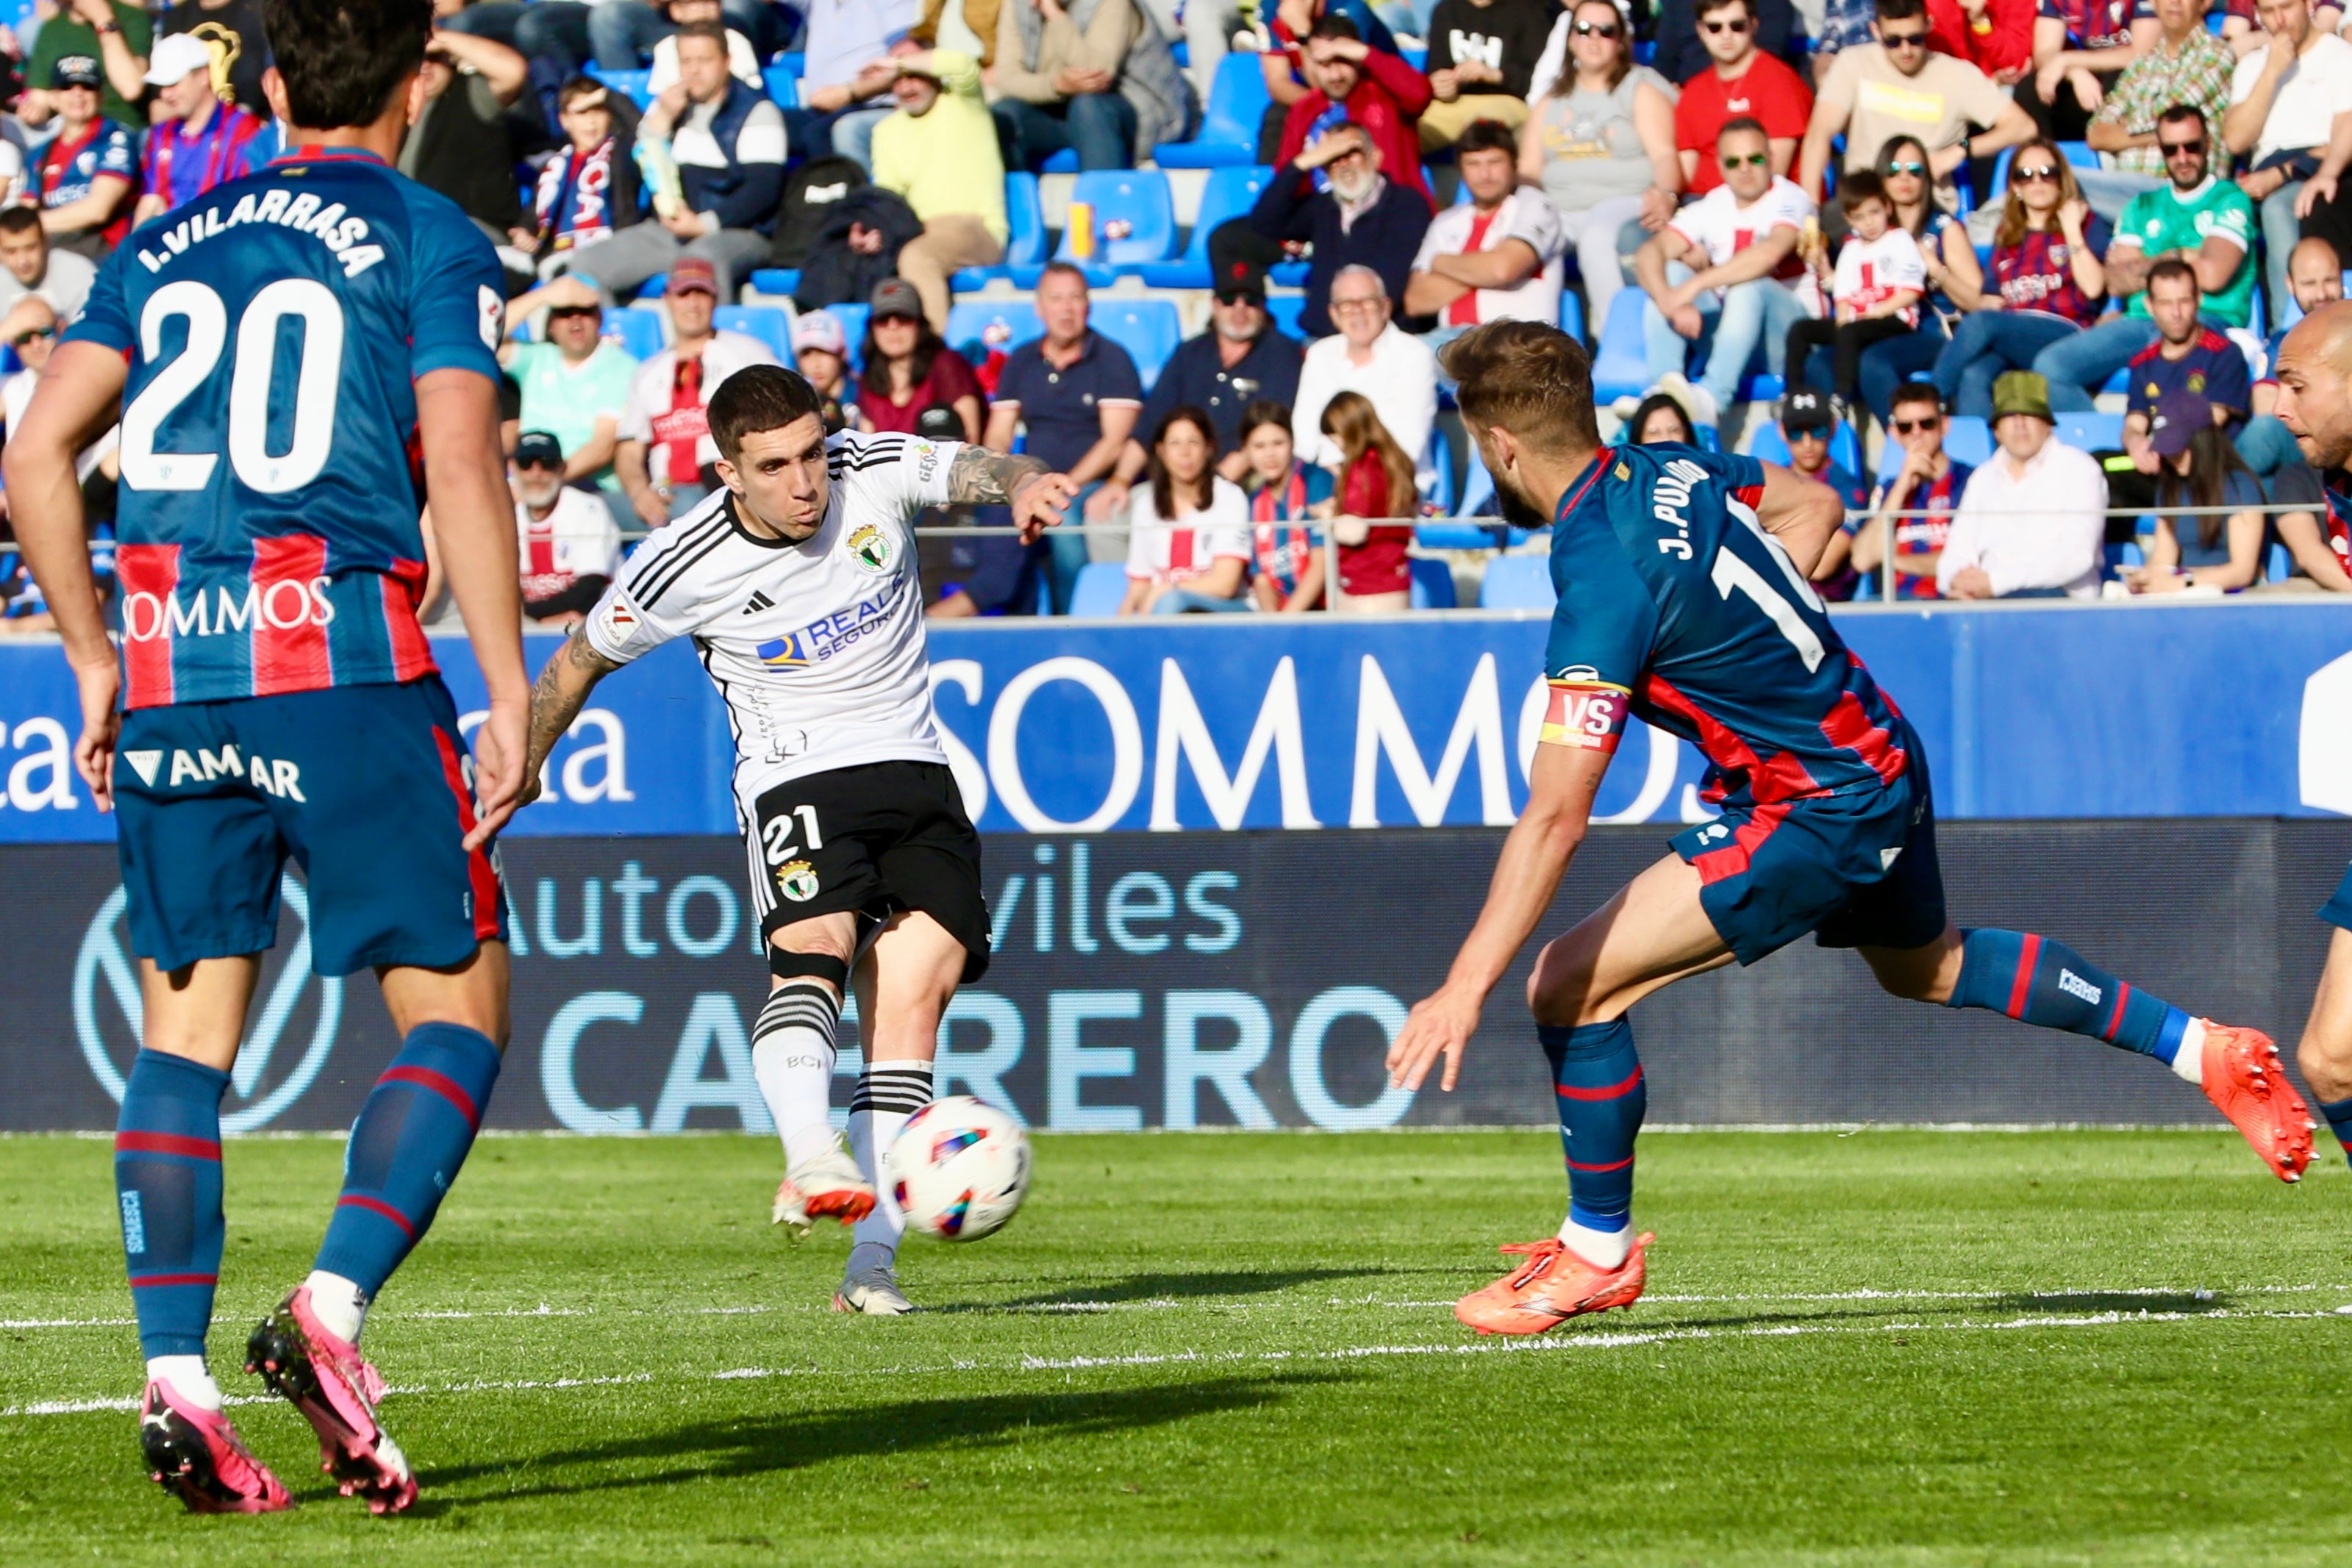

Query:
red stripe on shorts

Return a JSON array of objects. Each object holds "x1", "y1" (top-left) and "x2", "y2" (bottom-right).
[
  {"x1": 250, "y1": 534, "x2": 332, "y2": 695},
  {"x1": 115, "y1": 543, "x2": 179, "y2": 708},
  {"x1": 381, "y1": 558, "x2": 437, "y2": 682},
  {"x1": 431, "y1": 727, "x2": 501, "y2": 940},
  {"x1": 1692, "y1": 802, "x2": 1790, "y2": 886}
]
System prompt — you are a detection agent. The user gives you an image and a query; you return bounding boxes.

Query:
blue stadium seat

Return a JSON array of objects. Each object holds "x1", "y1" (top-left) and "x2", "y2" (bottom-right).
[
  {"x1": 1069, "y1": 561, "x2": 1129, "y2": 617},
  {"x1": 1590, "y1": 289, "x2": 1650, "y2": 404},
  {"x1": 1268, "y1": 259, "x2": 1311, "y2": 287},
  {"x1": 2055, "y1": 411, "x2": 2123, "y2": 451},
  {"x1": 1052, "y1": 171, "x2": 1177, "y2": 273},
  {"x1": 762, "y1": 64, "x2": 798, "y2": 107},
  {"x1": 1154, "y1": 54, "x2": 1273, "y2": 168},
  {"x1": 944, "y1": 299, "x2": 1043, "y2": 365},
  {"x1": 954, "y1": 173, "x2": 1048, "y2": 291},
  {"x1": 1559, "y1": 290, "x2": 1584, "y2": 347},
  {"x1": 1407, "y1": 557, "x2": 1456, "y2": 609},
  {"x1": 1418, "y1": 520, "x2": 1508, "y2": 548},
  {"x1": 2267, "y1": 541, "x2": 2293, "y2": 583},
  {"x1": 1265, "y1": 294, "x2": 1306, "y2": 337},
  {"x1": 825, "y1": 304, "x2": 870, "y2": 372},
  {"x1": 776, "y1": 51, "x2": 804, "y2": 78},
  {"x1": 1942, "y1": 414, "x2": 1993, "y2": 467},
  {"x1": 1460, "y1": 438, "x2": 1495, "y2": 518},
  {"x1": 715, "y1": 305, "x2": 793, "y2": 365},
  {"x1": 1479, "y1": 555, "x2": 1556, "y2": 609},
  {"x1": 1424, "y1": 425, "x2": 1454, "y2": 513},
  {"x1": 748, "y1": 268, "x2": 801, "y2": 298},
  {"x1": 1042, "y1": 148, "x2": 1081, "y2": 173},
  {"x1": 602, "y1": 307, "x2": 666, "y2": 359},
  {"x1": 1089, "y1": 298, "x2": 1183, "y2": 390},
  {"x1": 586, "y1": 65, "x2": 653, "y2": 108},
  {"x1": 1137, "y1": 165, "x2": 1273, "y2": 288}
]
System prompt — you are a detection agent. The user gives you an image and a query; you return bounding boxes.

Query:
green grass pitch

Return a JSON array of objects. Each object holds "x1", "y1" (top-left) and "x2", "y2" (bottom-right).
[{"x1": 5, "y1": 1128, "x2": 2352, "y2": 1567}]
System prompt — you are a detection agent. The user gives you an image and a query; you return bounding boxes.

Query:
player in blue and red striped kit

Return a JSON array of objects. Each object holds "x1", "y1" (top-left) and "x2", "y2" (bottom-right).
[
  {"x1": 1389, "y1": 321, "x2": 2312, "y2": 1338},
  {"x1": 2270, "y1": 301, "x2": 2352, "y2": 1167},
  {"x1": 6, "y1": 0, "x2": 529, "y2": 1517}
]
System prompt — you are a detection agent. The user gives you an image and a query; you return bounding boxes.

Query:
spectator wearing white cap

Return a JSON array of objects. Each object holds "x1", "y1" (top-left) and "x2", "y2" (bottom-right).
[
  {"x1": 791, "y1": 309, "x2": 859, "y2": 432},
  {"x1": 133, "y1": 32, "x2": 268, "y2": 226},
  {"x1": 157, "y1": 0, "x2": 274, "y2": 117}
]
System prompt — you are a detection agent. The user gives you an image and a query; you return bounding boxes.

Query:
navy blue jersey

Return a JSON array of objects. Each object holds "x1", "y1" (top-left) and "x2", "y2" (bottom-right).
[
  {"x1": 63, "y1": 146, "x2": 504, "y2": 709},
  {"x1": 1537, "y1": 443, "x2": 1910, "y2": 810}
]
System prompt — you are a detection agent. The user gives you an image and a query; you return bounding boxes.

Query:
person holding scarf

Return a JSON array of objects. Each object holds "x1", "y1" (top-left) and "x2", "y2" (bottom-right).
[
  {"x1": 521, "y1": 77, "x2": 644, "y2": 274},
  {"x1": 1239, "y1": 399, "x2": 1331, "y2": 612}
]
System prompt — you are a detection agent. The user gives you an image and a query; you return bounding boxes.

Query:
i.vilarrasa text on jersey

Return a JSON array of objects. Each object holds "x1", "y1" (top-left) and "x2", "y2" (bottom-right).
[{"x1": 132, "y1": 185, "x2": 388, "y2": 279}]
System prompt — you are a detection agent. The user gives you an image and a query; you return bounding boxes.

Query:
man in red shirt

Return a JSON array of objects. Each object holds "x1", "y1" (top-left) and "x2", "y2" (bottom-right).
[
  {"x1": 1675, "y1": 0, "x2": 1812, "y2": 194},
  {"x1": 1275, "y1": 13, "x2": 1435, "y2": 210}
]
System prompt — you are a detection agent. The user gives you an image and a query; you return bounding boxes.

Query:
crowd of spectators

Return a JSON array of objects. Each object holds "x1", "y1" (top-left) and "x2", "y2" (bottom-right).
[{"x1": 0, "y1": 0, "x2": 2348, "y2": 629}]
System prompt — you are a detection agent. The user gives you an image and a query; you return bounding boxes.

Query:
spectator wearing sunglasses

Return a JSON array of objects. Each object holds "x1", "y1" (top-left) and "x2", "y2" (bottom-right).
[
  {"x1": 1632, "y1": 117, "x2": 1815, "y2": 426},
  {"x1": 511, "y1": 432, "x2": 623, "y2": 627},
  {"x1": 2030, "y1": 104, "x2": 2253, "y2": 408},
  {"x1": 1273, "y1": 14, "x2": 1437, "y2": 211},
  {"x1": 1931, "y1": 137, "x2": 2112, "y2": 418},
  {"x1": 1420, "y1": 0, "x2": 1564, "y2": 151},
  {"x1": 1847, "y1": 383, "x2": 1972, "y2": 597},
  {"x1": 1674, "y1": 0, "x2": 1812, "y2": 200},
  {"x1": 498, "y1": 275, "x2": 641, "y2": 518},
  {"x1": 2078, "y1": 0, "x2": 2232, "y2": 220},
  {"x1": 1212, "y1": 121, "x2": 1434, "y2": 340},
  {"x1": 1799, "y1": 0, "x2": 2035, "y2": 218},
  {"x1": 0, "y1": 296, "x2": 118, "y2": 629},
  {"x1": 1531, "y1": 0, "x2": 1792, "y2": 89},
  {"x1": 1769, "y1": 388, "x2": 1873, "y2": 596},
  {"x1": 1519, "y1": 2, "x2": 1676, "y2": 329}
]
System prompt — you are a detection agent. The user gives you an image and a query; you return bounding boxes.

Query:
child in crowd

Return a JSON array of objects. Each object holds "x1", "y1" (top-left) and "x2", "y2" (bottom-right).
[
  {"x1": 1120, "y1": 407, "x2": 1254, "y2": 615},
  {"x1": 1787, "y1": 170, "x2": 1924, "y2": 423},
  {"x1": 1238, "y1": 400, "x2": 1331, "y2": 612},
  {"x1": 1318, "y1": 390, "x2": 1417, "y2": 614},
  {"x1": 523, "y1": 78, "x2": 641, "y2": 274}
]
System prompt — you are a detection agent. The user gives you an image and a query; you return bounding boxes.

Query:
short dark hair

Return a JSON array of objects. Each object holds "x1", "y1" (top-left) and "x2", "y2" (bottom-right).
[
  {"x1": 1456, "y1": 119, "x2": 1518, "y2": 160},
  {"x1": 2156, "y1": 101, "x2": 2206, "y2": 134},
  {"x1": 265, "y1": 0, "x2": 434, "y2": 130},
  {"x1": 0, "y1": 207, "x2": 43, "y2": 238},
  {"x1": 1890, "y1": 382, "x2": 1942, "y2": 416},
  {"x1": 1717, "y1": 115, "x2": 1768, "y2": 150},
  {"x1": 558, "y1": 74, "x2": 611, "y2": 110},
  {"x1": 2145, "y1": 257, "x2": 2200, "y2": 296},
  {"x1": 1239, "y1": 399, "x2": 1295, "y2": 445},
  {"x1": 1037, "y1": 260, "x2": 1092, "y2": 290},
  {"x1": 707, "y1": 365, "x2": 827, "y2": 462},
  {"x1": 1698, "y1": 0, "x2": 1758, "y2": 17},
  {"x1": 673, "y1": 18, "x2": 729, "y2": 51},
  {"x1": 1874, "y1": 0, "x2": 1926, "y2": 21},
  {"x1": 1309, "y1": 12, "x2": 1362, "y2": 40},
  {"x1": 1439, "y1": 319, "x2": 1600, "y2": 452},
  {"x1": 1839, "y1": 168, "x2": 1890, "y2": 215}
]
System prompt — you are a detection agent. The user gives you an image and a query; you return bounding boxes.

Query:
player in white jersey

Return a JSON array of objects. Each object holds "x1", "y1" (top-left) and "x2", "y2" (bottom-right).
[{"x1": 521, "y1": 365, "x2": 1076, "y2": 1313}]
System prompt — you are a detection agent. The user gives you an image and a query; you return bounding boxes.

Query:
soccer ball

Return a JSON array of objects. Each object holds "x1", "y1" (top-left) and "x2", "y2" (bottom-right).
[{"x1": 885, "y1": 1097, "x2": 1031, "y2": 1242}]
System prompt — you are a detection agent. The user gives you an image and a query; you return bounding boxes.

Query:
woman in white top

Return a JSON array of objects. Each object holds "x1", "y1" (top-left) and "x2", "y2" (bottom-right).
[
  {"x1": 1518, "y1": 0, "x2": 1679, "y2": 327},
  {"x1": 1120, "y1": 406, "x2": 1254, "y2": 615}
]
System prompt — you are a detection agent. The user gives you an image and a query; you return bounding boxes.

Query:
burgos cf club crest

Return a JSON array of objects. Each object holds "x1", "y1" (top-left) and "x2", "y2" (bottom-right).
[
  {"x1": 846, "y1": 523, "x2": 894, "y2": 575},
  {"x1": 775, "y1": 859, "x2": 821, "y2": 902}
]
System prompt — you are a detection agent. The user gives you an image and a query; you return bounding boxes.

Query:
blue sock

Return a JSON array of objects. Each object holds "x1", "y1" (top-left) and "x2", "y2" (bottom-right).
[
  {"x1": 115, "y1": 1050, "x2": 229, "y2": 1360},
  {"x1": 2319, "y1": 1098, "x2": 2352, "y2": 1167},
  {"x1": 1538, "y1": 1018, "x2": 1646, "y2": 1234},
  {"x1": 312, "y1": 1024, "x2": 502, "y2": 1299},
  {"x1": 1945, "y1": 928, "x2": 2194, "y2": 1067}
]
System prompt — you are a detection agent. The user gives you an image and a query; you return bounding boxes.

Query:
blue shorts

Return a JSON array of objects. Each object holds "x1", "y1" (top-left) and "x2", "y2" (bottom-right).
[
  {"x1": 2325, "y1": 860, "x2": 2352, "y2": 932},
  {"x1": 113, "y1": 677, "x2": 507, "y2": 976},
  {"x1": 1670, "y1": 731, "x2": 1948, "y2": 967}
]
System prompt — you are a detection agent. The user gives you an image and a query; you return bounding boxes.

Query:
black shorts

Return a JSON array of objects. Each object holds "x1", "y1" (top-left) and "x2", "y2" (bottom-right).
[{"x1": 743, "y1": 759, "x2": 992, "y2": 981}]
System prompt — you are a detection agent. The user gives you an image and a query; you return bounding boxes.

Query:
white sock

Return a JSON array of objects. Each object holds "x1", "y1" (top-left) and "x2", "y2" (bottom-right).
[
  {"x1": 1557, "y1": 1215, "x2": 1632, "y2": 1270},
  {"x1": 751, "y1": 981, "x2": 844, "y2": 1168},
  {"x1": 2171, "y1": 1017, "x2": 2207, "y2": 1085},
  {"x1": 302, "y1": 1270, "x2": 368, "y2": 1345},
  {"x1": 847, "y1": 1059, "x2": 934, "y2": 1263},
  {"x1": 146, "y1": 1353, "x2": 221, "y2": 1410}
]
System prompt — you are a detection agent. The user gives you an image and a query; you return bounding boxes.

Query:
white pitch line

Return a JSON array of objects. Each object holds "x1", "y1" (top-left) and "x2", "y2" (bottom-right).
[{"x1": 4, "y1": 1305, "x2": 2345, "y2": 1421}]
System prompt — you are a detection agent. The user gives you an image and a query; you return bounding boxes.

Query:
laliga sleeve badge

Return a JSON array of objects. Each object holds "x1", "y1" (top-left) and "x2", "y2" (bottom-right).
[{"x1": 776, "y1": 860, "x2": 821, "y2": 902}]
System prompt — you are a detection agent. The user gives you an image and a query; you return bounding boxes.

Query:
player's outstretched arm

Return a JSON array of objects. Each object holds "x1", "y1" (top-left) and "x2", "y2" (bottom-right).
[
  {"x1": 1750, "y1": 459, "x2": 1848, "y2": 579},
  {"x1": 519, "y1": 626, "x2": 625, "y2": 810},
  {"x1": 417, "y1": 367, "x2": 532, "y2": 849},
  {"x1": 946, "y1": 445, "x2": 1083, "y2": 544},
  {"x1": 1386, "y1": 740, "x2": 1613, "y2": 1094},
  {"x1": 1, "y1": 340, "x2": 128, "y2": 811}
]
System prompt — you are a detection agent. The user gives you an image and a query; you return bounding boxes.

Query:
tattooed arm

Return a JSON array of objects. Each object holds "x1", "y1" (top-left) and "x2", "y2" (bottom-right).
[
  {"x1": 946, "y1": 445, "x2": 1083, "y2": 543},
  {"x1": 518, "y1": 626, "x2": 626, "y2": 809}
]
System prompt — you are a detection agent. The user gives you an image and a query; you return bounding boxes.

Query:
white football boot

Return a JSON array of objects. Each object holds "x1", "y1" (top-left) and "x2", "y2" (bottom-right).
[
  {"x1": 771, "y1": 1135, "x2": 876, "y2": 1241},
  {"x1": 833, "y1": 1261, "x2": 913, "y2": 1316}
]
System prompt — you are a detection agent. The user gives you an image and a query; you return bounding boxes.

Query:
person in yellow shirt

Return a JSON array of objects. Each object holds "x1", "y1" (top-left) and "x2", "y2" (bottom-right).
[{"x1": 869, "y1": 44, "x2": 1010, "y2": 329}]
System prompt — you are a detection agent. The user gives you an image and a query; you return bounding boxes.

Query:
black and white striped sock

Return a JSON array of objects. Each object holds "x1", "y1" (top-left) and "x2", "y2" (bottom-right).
[
  {"x1": 750, "y1": 981, "x2": 842, "y2": 1168},
  {"x1": 848, "y1": 1059, "x2": 934, "y2": 1258}
]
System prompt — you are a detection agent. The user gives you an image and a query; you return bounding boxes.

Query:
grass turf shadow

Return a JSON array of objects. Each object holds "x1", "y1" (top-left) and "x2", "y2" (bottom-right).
[
  {"x1": 417, "y1": 1372, "x2": 1345, "y2": 1508},
  {"x1": 983, "y1": 1268, "x2": 1416, "y2": 1309}
]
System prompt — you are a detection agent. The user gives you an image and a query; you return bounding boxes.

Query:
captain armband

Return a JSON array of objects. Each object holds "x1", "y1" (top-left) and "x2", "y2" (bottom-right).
[{"x1": 1537, "y1": 677, "x2": 1631, "y2": 754}]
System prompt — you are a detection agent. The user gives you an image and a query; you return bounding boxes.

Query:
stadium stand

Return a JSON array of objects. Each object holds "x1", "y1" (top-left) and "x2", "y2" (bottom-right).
[
  {"x1": 714, "y1": 306, "x2": 794, "y2": 366},
  {"x1": 1086, "y1": 300, "x2": 1184, "y2": 393},
  {"x1": 1049, "y1": 171, "x2": 1179, "y2": 276},
  {"x1": 1154, "y1": 54, "x2": 1273, "y2": 168},
  {"x1": 1137, "y1": 165, "x2": 1276, "y2": 289}
]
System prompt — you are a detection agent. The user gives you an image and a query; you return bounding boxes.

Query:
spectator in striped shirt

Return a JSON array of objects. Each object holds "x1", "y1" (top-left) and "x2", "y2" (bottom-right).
[
  {"x1": 1238, "y1": 400, "x2": 1332, "y2": 612},
  {"x1": 132, "y1": 32, "x2": 268, "y2": 227},
  {"x1": 1851, "y1": 382, "x2": 1973, "y2": 597}
]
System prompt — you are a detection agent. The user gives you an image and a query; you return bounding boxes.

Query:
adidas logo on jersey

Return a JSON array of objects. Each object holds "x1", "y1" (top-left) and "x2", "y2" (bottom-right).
[{"x1": 743, "y1": 592, "x2": 774, "y2": 615}]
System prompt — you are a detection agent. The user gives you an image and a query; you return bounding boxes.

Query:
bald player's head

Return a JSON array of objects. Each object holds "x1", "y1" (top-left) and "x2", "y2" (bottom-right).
[{"x1": 2273, "y1": 300, "x2": 2352, "y2": 473}]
